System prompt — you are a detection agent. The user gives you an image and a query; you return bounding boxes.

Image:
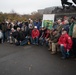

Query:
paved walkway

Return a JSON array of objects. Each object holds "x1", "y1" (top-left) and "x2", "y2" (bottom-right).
[{"x1": 0, "y1": 43, "x2": 76, "y2": 75}]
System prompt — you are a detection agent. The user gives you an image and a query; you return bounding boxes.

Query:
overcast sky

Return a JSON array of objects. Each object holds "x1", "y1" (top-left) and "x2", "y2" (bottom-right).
[{"x1": 0, "y1": 0, "x2": 73, "y2": 14}]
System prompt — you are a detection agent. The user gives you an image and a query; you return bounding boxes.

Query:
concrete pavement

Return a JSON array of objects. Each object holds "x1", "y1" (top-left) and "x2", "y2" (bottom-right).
[{"x1": 0, "y1": 43, "x2": 76, "y2": 75}]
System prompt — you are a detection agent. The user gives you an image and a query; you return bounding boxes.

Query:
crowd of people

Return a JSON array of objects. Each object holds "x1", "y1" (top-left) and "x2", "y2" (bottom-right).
[{"x1": 0, "y1": 16, "x2": 76, "y2": 60}]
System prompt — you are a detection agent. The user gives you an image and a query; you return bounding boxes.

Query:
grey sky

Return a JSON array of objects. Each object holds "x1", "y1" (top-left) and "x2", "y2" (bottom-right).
[{"x1": 0, "y1": 0, "x2": 73, "y2": 14}]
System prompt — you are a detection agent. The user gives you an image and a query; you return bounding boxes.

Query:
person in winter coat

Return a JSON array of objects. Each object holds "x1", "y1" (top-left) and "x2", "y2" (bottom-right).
[
  {"x1": 44, "y1": 29, "x2": 50, "y2": 46},
  {"x1": 6, "y1": 23, "x2": 12, "y2": 42},
  {"x1": 62, "y1": 20, "x2": 70, "y2": 33},
  {"x1": 49, "y1": 29, "x2": 60, "y2": 55},
  {"x1": 69, "y1": 17, "x2": 76, "y2": 57},
  {"x1": 31, "y1": 26, "x2": 39, "y2": 45},
  {"x1": 39, "y1": 27, "x2": 46, "y2": 45},
  {"x1": 14, "y1": 27, "x2": 21, "y2": 45},
  {"x1": 33, "y1": 20, "x2": 41, "y2": 30},
  {"x1": 2, "y1": 22, "x2": 7, "y2": 42},
  {"x1": 58, "y1": 29, "x2": 73, "y2": 59},
  {"x1": 9, "y1": 28, "x2": 16, "y2": 44}
]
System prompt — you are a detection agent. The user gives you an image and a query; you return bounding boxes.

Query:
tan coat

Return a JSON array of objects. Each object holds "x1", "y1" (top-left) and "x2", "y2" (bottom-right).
[{"x1": 72, "y1": 24, "x2": 76, "y2": 38}]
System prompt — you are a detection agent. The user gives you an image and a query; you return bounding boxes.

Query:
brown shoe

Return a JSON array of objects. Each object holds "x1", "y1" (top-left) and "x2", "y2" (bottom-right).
[{"x1": 51, "y1": 52, "x2": 56, "y2": 55}]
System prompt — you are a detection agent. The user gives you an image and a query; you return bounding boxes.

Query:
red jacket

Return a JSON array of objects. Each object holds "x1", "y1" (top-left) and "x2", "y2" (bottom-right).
[
  {"x1": 58, "y1": 33, "x2": 72, "y2": 51},
  {"x1": 32, "y1": 29, "x2": 40, "y2": 39},
  {"x1": 45, "y1": 30, "x2": 50, "y2": 38}
]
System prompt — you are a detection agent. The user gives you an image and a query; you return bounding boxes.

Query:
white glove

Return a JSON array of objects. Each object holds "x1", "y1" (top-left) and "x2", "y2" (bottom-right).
[
  {"x1": 67, "y1": 49, "x2": 69, "y2": 52},
  {"x1": 67, "y1": 49, "x2": 70, "y2": 55},
  {"x1": 60, "y1": 44, "x2": 64, "y2": 46}
]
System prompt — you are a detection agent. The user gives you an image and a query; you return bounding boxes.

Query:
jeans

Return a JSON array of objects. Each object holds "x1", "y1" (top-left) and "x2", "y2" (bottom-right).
[
  {"x1": 32, "y1": 37, "x2": 38, "y2": 44},
  {"x1": 39, "y1": 38, "x2": 44, "y2": 45},
  {"x1": 72, "y1": 38, "x2": 76, "y2": 57},
  {"x1": 20, "y1": 38, "x2": 28, "y2": 46},
  {"x1": 60, "y1": 46, "x2": 67, "y2": 58},
  {"x1": 3, "y1": 32, "x2": 6, "y2": 42}
]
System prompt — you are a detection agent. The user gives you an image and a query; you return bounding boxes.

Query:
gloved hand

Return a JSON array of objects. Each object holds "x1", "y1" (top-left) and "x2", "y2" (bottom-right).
[
  {"x1": 67, "y1": 49, "x2": 70, "y2": 55},
  {"x1": 60, "y1": 44, "x2": 64, "y2": 46}
]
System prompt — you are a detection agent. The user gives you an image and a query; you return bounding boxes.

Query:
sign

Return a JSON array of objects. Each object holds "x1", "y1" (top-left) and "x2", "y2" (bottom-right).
[{"x1": 42, "y1": 14, "x2": 55, "y2": 29}]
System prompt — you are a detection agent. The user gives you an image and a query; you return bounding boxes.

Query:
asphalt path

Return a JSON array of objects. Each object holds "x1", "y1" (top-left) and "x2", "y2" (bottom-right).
[{"x1": 0, "y1": 43, "x2": 76, "y2": 75}]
